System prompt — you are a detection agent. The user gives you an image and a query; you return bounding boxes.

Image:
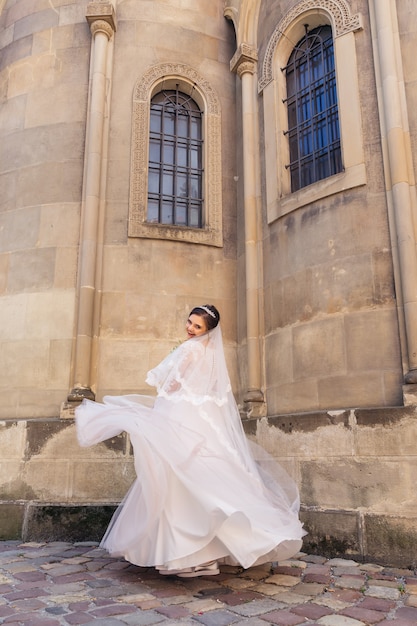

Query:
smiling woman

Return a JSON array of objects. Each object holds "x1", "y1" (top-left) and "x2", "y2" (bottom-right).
[
  {"x1": 186, "y1": 304, "x2": 219, "y2": 337},
  {"x1": 75, "y1": 304, "x2": 305, "y2": 577}
]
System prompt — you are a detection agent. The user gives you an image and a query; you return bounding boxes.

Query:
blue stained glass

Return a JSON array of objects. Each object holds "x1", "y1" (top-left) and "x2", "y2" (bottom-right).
[
  {"x1": 284, "y1": 25, "x2": 342, "y2": 192},
  {"x1": 148, "y1": 88, "x2": 204, "y2": 227}
]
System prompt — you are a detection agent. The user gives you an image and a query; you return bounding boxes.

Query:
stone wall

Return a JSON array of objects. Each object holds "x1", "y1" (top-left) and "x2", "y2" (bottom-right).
[
  {"x1": 1, "y1": 404, "x2": 416, "y2": 567},
  {"x1": 0, "y1": 0, "x2": 238, "y2": 417},
  {"x1": 258, "y1": 0, "x2": 405, "y2": 414}
]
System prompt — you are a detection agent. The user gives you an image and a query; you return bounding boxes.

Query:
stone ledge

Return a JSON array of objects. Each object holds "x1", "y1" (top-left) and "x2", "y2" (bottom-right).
[
  {"x1": 242, "y1": 404, "x2": 417, "y2": 435},
  {"x1": 1, "y1": 501, "x2": 415, "y2": 568},
  {"x1": 0, "y1": 502, "x2": 117, "y2": 543},
  {"x1": 301, "y1": 508, "x2": 417, "y2": 569}
]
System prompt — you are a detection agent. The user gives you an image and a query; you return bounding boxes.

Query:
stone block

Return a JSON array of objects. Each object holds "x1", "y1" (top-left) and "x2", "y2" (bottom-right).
[
  {"x1": 0, "y1": 205, "x2": 40, "y2": 253},
  {"x1": 0, "y1": 92, "x2": 25, "y2": 133},
  {"x1": 300, "y1": 509, "x2": 361, "y2": 560},
  {"x1": 72, "y1": 460, "x2": 135, "y2": 501},
  {"x1": 0, "y1": 293, "x2": 27, "y2": 340},
  {"x1": 318, "y1": 372, "x2": 385, "y2": 409},
  {"x1": 0, "y1": 170, "x2": 17, "y2": 212},
  {"x1": 266, "y1": 379, "x2": 319, "y2": 415},
  {"x1": 58, "y1": 5, "x2": 89, "y2": 28},
  {"x1": 39, "y1": 204, "x2": 81, "y2": 248},
  {"x1": 103, "y1": 202, "x2": 130, "y2": 244},
  {"x1": 354, "y1": 412, "x2": 417, "y2": 456},
  {"x1": 281, "y1": 268, "x2": 315, "y2": 326},
  {"x1": 0, "y1": 503, "x2": 24, "y2": 540},
  {"x1": 300, "y1": 457, "x2": 412, "y2": 510},
  {"x1": 265, "y1": 328, "x2": 293, "y2": 386},
  {"x1": 345, "y1": 309, "x2": 401, "y2": 372},
  {"x1": 23, "y1": 459, "x2": 73, "y2": 500},
  {"x1": 383, "y1": 370, "x2": 404, "y2": 406},
  {"x1": 54, "y1": 248, "x2": 78, "y2": 289},
  {"x1": 0, "y1": 463, "x2": 37, "y2": 499},
  {"x1": 25, "y1": 291, "x2": 74, "y2": 339},
  {"x1": 0, "y1": 420, "x2": 27, "y2": 459},
  {"x1": 265, "y1": 281, "x2": 285, "y2": 336},
  {"x1": 364, "y1": 515, "x2": 417, "y2": 568},
  {"x1": 17, "y1": 160, "x2": 83, "y2": 209},
  {"x1": 0, "y1": 36, "x2": 33, "y2": 74},
  {"x1": 0, "y1": 22, "x2": 13, "y2": 49},
  {"x1": 102, "y1": 246, "x2": 141, "y2": 293},
  {"x1": 8, "y1": 248, "x2": 56, "y2": 292},
  {"x1": 24, "y1": 504, "x2": 116, "y2": 542},
  {"x1": 0, "y1": 254, "x2": 8, "y2": 294},
  {"x1": 313, "y1": 253, "x2": 375, "y2": 313},
  {"x1": 13, "y1": 389, "x2": 68, "y2": 419},
  {"x1": 26, "y1": 84, "x2": 88, "y2": 126},
  {"x1": 0, "y1": 340, "x2": 49, "y2": 389},
  {"x1": 255, "y1": 414, "x2": 353, "y2": 459},
  {"x1": 98, "y1": 339, "x2": 152, "y2": 389},
  {"x1": 372, "y1": 248, "x2": 397, "y2": 304},
  {"x1": 293, "y1": 318, "x2": 346, "y2": 379},
  {"x1": 24, "y1": 419, "x2": 73, "y2": 458},
  {"x1": 48, "y1": 339, "x2": 73, "y2": 388},
  {"x1": 7, "y1": 54, "x2": 55, "y2": 97}
]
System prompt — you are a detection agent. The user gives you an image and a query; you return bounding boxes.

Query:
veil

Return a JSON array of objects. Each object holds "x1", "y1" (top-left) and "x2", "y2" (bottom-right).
[
  {"x1": 145, "y1": 324, "x2": 232, "y2": 406},
  {"x1": 146, "y1": 325, "x2": 301, "y2": 513},
  {"x1": 77, "y1": 323, "x2": 304, "y2": 567}
]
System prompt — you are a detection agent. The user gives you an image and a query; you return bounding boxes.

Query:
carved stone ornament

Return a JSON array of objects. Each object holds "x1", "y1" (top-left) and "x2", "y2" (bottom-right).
[
  {"x1": 86, "y1": 1, "x2": 117, "y2": 31},
  {"x1": 258, "y1": 0, "x2": 362, "y2": 92},
  {"x1": 230, "y1": 43, "x2": 258, "y2": 77},
  {"x1": 89, "y1": 19, "x2": 114, "y2": 39},
  {"x1": 129, "y1": 63, "x2": 223, "y2": 247}
]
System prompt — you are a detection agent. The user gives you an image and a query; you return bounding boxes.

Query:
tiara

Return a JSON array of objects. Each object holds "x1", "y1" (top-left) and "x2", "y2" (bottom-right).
[{"x1": 198, "y1": 305, "x2": 216, "y2": 319}]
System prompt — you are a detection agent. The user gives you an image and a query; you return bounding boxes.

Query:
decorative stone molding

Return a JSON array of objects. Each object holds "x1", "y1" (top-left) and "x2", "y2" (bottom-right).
[
  {"x1": 230, "y1": 43, "x2": 258, "y2": 77},
  {"x1": 86, "y1": 1, "x2": 117, "y2": 31},
  {"x1": 89, "y1": 19, "x2": 114, "y2": 39},
  {"x1": 260, "y1": 0, "x2": 366, "y2": 224},
  {"x1": 134, "y1": 63, "x2": 220, "y2": 116},
  {"x1": 258, "y1": 0, "x2": 362, "y2": 92},
  {"x1": 129, "y1": 63, "x2": 223, "y2": 247}
]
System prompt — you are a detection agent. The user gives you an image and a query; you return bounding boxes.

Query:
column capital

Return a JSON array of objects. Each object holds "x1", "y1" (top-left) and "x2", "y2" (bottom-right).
[
  {"x1": 86, "y1": 1, "x2": 117, "y2": 32},
  {"x1": 89, "y1": 19, "x2": 114, "y2": 39},
  {"x1": 230, "y1": 43, "x2": 258, "y2": 77}
]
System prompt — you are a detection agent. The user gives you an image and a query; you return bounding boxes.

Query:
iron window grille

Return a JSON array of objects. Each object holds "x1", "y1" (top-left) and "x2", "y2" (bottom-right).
[
  {"x1": 283, "y1": 25, "x2": 342, "y2": 192},
  {"x1": 147, "y1": 87, "x2": 204, "y2": 228}
]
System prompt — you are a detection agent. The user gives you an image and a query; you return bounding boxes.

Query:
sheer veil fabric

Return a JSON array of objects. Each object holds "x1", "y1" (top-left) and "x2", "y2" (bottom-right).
[{"x1": 76, "y1": 324, "x2": 306, "y2": 571}]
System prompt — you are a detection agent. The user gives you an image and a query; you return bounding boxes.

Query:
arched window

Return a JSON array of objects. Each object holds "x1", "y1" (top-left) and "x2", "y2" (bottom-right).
[
  {"x1": 258, "y1": 1, "x2": 365, "y2": 223},
  {"x1": 147, "y1": 88, "x2": 203, "y2": 227},
  {"x1": 283, "y1": 25, "x2": 342, "y2": 192},
  {"x1": 129, "y1": 63, "x2": 223, "y2": 247}
]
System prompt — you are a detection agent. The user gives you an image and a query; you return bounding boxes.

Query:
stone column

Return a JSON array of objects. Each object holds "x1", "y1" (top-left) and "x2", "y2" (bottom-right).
[
  {"x1": 231, "y1": 44, "x2": 266, "y2": 417},
  {"x1": 67, "y1": 2, "x2": 116, "y2": 405},
  {"x1": 369, "y1": 0, "x2": 417, "y2": 384}
]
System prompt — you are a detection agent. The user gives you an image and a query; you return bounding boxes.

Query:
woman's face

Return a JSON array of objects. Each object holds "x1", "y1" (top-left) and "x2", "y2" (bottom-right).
[{"x1": 186, "y1": 314, "x2": 208, "y2": 338}]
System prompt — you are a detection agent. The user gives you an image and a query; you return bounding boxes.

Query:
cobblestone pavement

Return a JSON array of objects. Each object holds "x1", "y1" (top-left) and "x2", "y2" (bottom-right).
[{"x1": 0, "y1": 541, "x2": 417, "y2": 625}]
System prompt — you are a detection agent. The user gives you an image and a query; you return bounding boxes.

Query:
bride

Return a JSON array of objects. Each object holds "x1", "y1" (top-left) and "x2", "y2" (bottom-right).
[{"x1": 76, "y1": 304, "x2": 305, "y2": 577}]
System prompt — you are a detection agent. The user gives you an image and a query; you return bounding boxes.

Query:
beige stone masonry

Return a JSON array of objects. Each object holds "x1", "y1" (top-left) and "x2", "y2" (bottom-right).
[
  {"x1": 68, "y1": 2, "x2": 116, "y2": 404},
  {"x1": 369, "y1": 0, "x2": 417, "y2": 382},
  {"x1": 230, "y1": 43, "x2": 265, "y2": 416}
]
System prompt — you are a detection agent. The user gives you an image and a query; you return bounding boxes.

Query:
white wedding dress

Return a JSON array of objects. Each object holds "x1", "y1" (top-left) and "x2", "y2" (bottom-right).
[{"x1": 76, "y1": 325, "x2": 305, "y2": 571}]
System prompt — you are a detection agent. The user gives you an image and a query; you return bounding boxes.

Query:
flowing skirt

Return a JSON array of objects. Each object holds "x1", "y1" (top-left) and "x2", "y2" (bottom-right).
[{"x1": 76, "y1": 394, "x2": 305, "y2": 571}]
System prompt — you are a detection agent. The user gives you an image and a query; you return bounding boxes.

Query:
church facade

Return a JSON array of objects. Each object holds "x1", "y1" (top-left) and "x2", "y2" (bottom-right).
[{"x1": 1, "y1": 0, "x2": 416, "y2": 565}]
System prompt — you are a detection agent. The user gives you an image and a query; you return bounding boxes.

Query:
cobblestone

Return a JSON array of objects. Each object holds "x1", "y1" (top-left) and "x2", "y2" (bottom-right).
[{"x1": 0, "y1": 541, "x2": 416, "y2": 624}]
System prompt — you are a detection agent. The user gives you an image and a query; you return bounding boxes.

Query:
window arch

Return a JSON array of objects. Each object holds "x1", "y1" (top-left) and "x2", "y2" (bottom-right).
[
  {"x1": 284, "y1": 25, "x2": 342, "y2": 192},
  {"x1": 258, "y1": 0, "x2": 366, "y2": 223},
  {"x1": 148, "y1": 87, "x2": 203, "y2": 227},
  {"x1": 129, "y1": 64, "x2": 223, "y2": 247}
]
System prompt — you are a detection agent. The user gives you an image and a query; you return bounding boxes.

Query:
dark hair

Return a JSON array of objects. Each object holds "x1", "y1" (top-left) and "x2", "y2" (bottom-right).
[{"x1": 190, "y1": 304, "x2": 220, "y2": 331}]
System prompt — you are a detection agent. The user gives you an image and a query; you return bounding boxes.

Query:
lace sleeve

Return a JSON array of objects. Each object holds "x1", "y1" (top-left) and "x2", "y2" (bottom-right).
[
  {"x1": 146, "y1": 341, "x2": 203, "y2": 398},
  {"x1": 147, "y1": 338, "x2": 230, "y2": 404}
]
